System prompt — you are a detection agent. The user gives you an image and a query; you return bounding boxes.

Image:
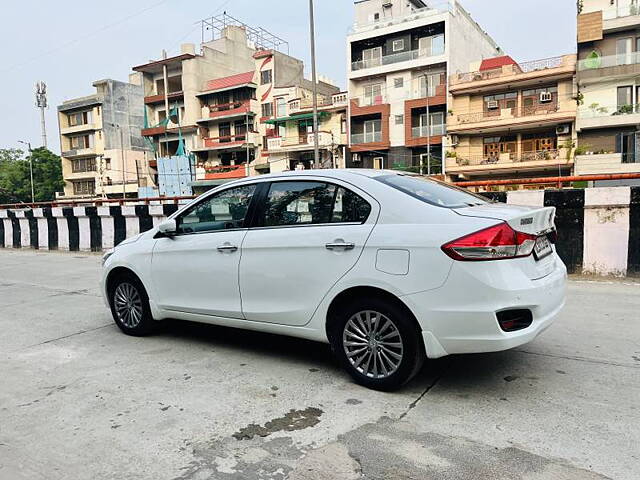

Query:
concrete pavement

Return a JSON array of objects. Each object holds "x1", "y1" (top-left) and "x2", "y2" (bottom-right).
[{"x1": 0, "y1": 249, "x2": 638, "y2": 479}]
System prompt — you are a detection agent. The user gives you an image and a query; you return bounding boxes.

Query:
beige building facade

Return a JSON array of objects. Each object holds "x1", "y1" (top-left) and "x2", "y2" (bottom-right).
[
  {"x1": 446, "y1": 54, "x2": 578, "y2": 190},
  {"x1": 57, "y1": 77, "x2": 153, "y2": 199}
]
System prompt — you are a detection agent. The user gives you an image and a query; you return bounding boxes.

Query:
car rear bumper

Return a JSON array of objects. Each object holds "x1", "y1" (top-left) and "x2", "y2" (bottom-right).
[{"x1": 401, "y1": 254, "x2": 567, "y2": 359}]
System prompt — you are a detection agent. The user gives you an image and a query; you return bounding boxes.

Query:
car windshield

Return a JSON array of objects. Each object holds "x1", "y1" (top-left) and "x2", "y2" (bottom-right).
[{"x1": 376, "y1": 174, "x2": 488, "y2": 208}]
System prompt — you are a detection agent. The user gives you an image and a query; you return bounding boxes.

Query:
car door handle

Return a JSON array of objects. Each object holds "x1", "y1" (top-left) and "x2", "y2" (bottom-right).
[
  {"x1": 217, "y1": 244, "x2": 238, "y2": 253},
  {"x1": 325, "y1": 242, "x2": 355, "y2": 251}
]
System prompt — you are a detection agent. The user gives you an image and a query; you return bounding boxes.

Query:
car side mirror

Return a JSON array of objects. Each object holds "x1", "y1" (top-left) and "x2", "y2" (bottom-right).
[{"x1": 156, "y1": 219, "x2": 177, "y2": 238}]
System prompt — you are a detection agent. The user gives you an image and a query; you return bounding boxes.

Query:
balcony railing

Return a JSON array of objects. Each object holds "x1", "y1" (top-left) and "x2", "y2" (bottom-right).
[
  {"x1": 351, "y1": 44, "x2": 445, "y2": 71},
  {"x1": 579, "y1": 103, "x2": 640, "y2": 118},
  {"x1": 455, "y1": 56, "x2": 567, "y2": 84},
  {"x1": 455, "y1": 105, "x2": 562, "y2": 125},
  {"x1": 287, "y1": 93, "x2": 347, "y2": 115},
  {"x1": 452, "y1": 149, "x2": 562, "y2": 167},
  {"x1": 578, "y1": 52, "x2": 640, "y2": 71},
  {"x1": 351, "y1": 1, "x2": 454, "y2": 33},
  {"x1": 203, "y1": 164, "x2": 248, "y2": 180},
  {"x1": 350, "y1": 94, "x2": 389, "y2": 107},
  {"x1": 602, "y1": 4, "x2": 640, "y2": 20},
  {"x1": 351, "y1": 132, "x2": 382, "y2": 144},
  {"x1": 411, "y1": 124, "x2": 446, "y2": 137},
  {"x1": 266, "y1": 133, "x2": 334, "y2": 150}
]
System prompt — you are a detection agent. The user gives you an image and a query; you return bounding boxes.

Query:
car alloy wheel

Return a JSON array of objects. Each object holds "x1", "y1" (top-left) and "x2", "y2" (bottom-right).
[
  {"x1": 342, "y1": 310, "x2": 404, "y2": 379},
  {"x1": 113, "y1": 282, "x2": 144, "y2": 329}
]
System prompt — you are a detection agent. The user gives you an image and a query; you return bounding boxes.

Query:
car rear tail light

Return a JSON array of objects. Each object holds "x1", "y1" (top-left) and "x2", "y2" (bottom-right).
[
  {"x1": 441, "y1": 222, "x2": 537, "y2": 261},
  {"x1": 496, "y1": 309, "x2": 533, "y2": 332}
]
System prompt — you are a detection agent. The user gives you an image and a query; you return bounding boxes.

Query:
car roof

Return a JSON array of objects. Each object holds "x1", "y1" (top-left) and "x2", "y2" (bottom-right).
[{"x1": 237, "y1": 168, "x2": 402, "y2": 182}]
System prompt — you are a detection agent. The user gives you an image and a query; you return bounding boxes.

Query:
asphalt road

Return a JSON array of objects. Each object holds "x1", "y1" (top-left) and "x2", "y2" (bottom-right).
[{"x1": 0, "y1": 249, "x2": 638, "y2": 480}]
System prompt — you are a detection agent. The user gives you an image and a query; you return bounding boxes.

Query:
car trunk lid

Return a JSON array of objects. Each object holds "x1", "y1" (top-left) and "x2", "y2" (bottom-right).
[{"x1": 453, "y1": 203, "x2": 558, "y2": 280}]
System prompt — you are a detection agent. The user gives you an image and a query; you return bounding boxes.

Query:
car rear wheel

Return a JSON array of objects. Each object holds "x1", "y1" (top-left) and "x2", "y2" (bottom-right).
[
  {"x1": 330, "y1": 297, "x2": 424, "y2": 391},
  {"x1": 109, "y1": 274, "x2": 155, "y2": 336}
]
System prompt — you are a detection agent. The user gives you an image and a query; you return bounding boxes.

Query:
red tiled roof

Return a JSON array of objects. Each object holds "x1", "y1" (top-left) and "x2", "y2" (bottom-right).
[
  {"x1": 203, "y1": 71, "x2": 255, "y2": 93},
  {"x1": 479, "y1": 55, "x2": 517, "y2": 71}
]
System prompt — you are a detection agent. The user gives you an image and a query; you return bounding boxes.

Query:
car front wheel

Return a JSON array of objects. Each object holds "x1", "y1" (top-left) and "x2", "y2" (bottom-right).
[
  {"x1": 330, "y1": 298, "x2": 424, "y2": 391},
  {"x1": 109, "y1": 274, "x2": 155, "y2": 336}
]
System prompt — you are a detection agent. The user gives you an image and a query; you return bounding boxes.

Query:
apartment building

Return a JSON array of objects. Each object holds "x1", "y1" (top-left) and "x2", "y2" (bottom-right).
[
  {"x1": 133, "y1": 24, "x2": 257, "y2": 194},
  {"x1": 346, "y1": 0, "x2": 501, "y2": 172},
  {"x1": 446, "y1": 54, "x2": 578, "y2": 190},
  {"x1": 188, "y1": 47, "x2": 345, "y2": 190},
  {"x1": 576, "y1": 0, "x2": 640, "y2": 184},
  {"x1": 57, "y1": 77, "x2": 152, "y2": 199}
]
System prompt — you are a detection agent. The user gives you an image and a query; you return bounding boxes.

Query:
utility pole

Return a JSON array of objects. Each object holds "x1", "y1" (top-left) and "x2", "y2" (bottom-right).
[
  {"x1": 119, "y1": 127, "x2": 126, "y2": 199},
  {"x1": 35, "y1": 82, "x2": 48, "y2": 148},
  {"x1": 245, "y1": 111, "x2": 251, "y2": 177},
  {"x1": 18, "y1": 141, "x2": 35, "y2": 204},
  {"x1": 308, "y1": 0, "x2": 320, "y2": 168}
]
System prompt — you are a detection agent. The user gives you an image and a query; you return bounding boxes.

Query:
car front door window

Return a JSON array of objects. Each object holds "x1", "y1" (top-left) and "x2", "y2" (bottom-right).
[{"x1": 177, "y1": 184, "x2": 256, "y2": 234}]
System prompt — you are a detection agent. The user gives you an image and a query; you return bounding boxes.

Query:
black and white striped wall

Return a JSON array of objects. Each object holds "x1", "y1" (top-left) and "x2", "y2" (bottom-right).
[
  {"x1": 0, "y1": 205, "x2": 180, "y2": 252},
  {"x1": 1, "y1": 187, "x2": 639, "y2": 277}
]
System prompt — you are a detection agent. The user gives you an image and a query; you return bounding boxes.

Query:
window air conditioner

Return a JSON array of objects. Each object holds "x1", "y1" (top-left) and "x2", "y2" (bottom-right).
[
  {"x1": 556, "y1": 125, "x2": 570, "y2": 135},
  {"x1": 540, "y1": 92, "x2": 553, "y2": 103},
  {"x1": 487, "y1": 100, "x2": 499, "y2": 110}
]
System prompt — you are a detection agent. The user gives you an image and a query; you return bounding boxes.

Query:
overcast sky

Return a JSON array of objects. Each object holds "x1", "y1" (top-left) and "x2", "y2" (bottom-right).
[{"x1": 0, "y1": 0, "x2": 576, "y2": 153}]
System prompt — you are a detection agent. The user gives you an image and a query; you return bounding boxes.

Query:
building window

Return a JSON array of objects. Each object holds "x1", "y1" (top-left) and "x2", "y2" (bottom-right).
[
  {"x1": 363, "y1": 83, "x2": 383, "y2": 106},
  {"x1": 361, "y1": 47, "x2": 382, "y2": 68},
  {"x1": 71, "y1": 157, "x2": 96, "y2": 173},
  {"x1": 261, "y1": 102, "x2": 273, "y2": 118},
  {"x1": 395, "y1": 115, "x2": 404, "y2": 125},
  {"x1": 617, "y1": 86, "x2": 633, "y2": 111},
  {"x1": 68, "y1": 110, "x2": 92, "y2": 127},
  {"x1": 394, "y1": 77, "x2": 404, "y2": 88},
  {"x1": 418, "y1": 34, "x2": 445, "y2": 57},
  {"x1": 69, "y1": 134, "x2": 93, "y2": 150},
  {"x1": 341, "y1": 116, "x2": 347, "y2": 134},
  {"x1": 276, "y1": 97, "x2": 286, "y2": 117},
  {"x1": 392, "y1": 39, "x2": 405, "y2": 52},
  {"x1": 261, "y1": 69, "x2": 273, "y2": 85},
  {"x1": 73, "y1": 180, "x2": 95, "y2": 196}
]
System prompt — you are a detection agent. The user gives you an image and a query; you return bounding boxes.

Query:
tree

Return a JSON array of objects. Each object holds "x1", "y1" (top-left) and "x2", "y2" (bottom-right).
[{"x1": 0, "y1": 147, "x2": 64, "y2": 204}]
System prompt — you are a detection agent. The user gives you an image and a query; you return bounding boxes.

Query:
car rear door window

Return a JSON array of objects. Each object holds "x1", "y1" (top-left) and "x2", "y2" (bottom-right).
[
  {"x1": 176, "y1": 184, "x2": 256, "y2": 234},
  {"x1": 377, "y1": 174, "x2": 487, "y2": 208},
  {"x1": 260, "y1": 181, "x2": 371, "y2": 227},
  {"x1": 332, "y1": 187, "x2": 372, "y2": 223}
]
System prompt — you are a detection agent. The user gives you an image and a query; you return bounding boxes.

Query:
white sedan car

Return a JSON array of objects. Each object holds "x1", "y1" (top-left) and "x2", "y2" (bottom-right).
[{"x1": 102, "y1": 169, "x2": 566, "y2": 390}]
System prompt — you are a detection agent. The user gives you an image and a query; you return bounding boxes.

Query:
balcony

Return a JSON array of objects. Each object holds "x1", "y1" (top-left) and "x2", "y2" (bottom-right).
[
  {"x1": 287, "y1": 92, "x2": 348, "y2": 115},
  {"x1": 144, "y1": 91, "x2": 184, "y2": 105},
  {"x1": 266, "y1": 132, "x2": 335, "y2": 152},
  {"x1": 350, "y1": 1, "x2": 453, "y2": 34},
  {"x1": 447, "y1": 149, "x2": 571, "y2": 175},
  {"x1": 197, "y1": 100, "x2": 256, "y2": 123},
  {"x1": 203, "y1": 164, "x2": 248, "y2": 180},
  {"x1": 196, "y1": 133, "x2": 258, "y2": 151},
  {"x1": 411, "y1": 124, "x2": 446, "y2": 138},
  {"x1": 578, "y1": 52, "x2": 640, "y2": 82},
  {"x1": 61, "y1": 147, "x2": 96, "y2": 158},
  {"x1": 60, "y1": 123, "x2": 97, "y2": 135},
  {"x1": 351, "y1": 132, "x2": 382, "y2": 145},
  {"x1": 601, "y1": 5, "x2": 640, "y2": 32},
  {"x1": 577, "y1": 103, "x2": 640, "y2": 130},
  {"x1": 449, "y1": 106, "x2": 575, "y2": 134},
  {"x1": 450, "y1": 55, "x2": 576, "y2": 94},
  {"x1": 351, "y1": 45, "x2": 445, "y2": 74}
]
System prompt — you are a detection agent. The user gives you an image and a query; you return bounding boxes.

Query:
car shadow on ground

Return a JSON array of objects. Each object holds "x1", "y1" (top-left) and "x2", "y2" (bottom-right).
[
  {"x1": 153, "y1": 319, "x2": 541, "y2": 394},
  {"x1": 157, "y1": 318, "x2": 340, "y2": 371}
]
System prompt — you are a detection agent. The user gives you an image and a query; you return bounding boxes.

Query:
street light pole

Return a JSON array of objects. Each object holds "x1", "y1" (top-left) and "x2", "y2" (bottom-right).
[
  {"x1": 18, "y1": 141, "x2": 35, "y2": 204},
  {"x1": 308, "y1": 0, "x2": 320, "y2": 168}
]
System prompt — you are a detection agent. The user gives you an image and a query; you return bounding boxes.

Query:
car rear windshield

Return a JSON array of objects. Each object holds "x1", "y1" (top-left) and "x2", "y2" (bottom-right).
[{"x1": 376, "y1": 174, "x2": 488, "y2": 208}]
